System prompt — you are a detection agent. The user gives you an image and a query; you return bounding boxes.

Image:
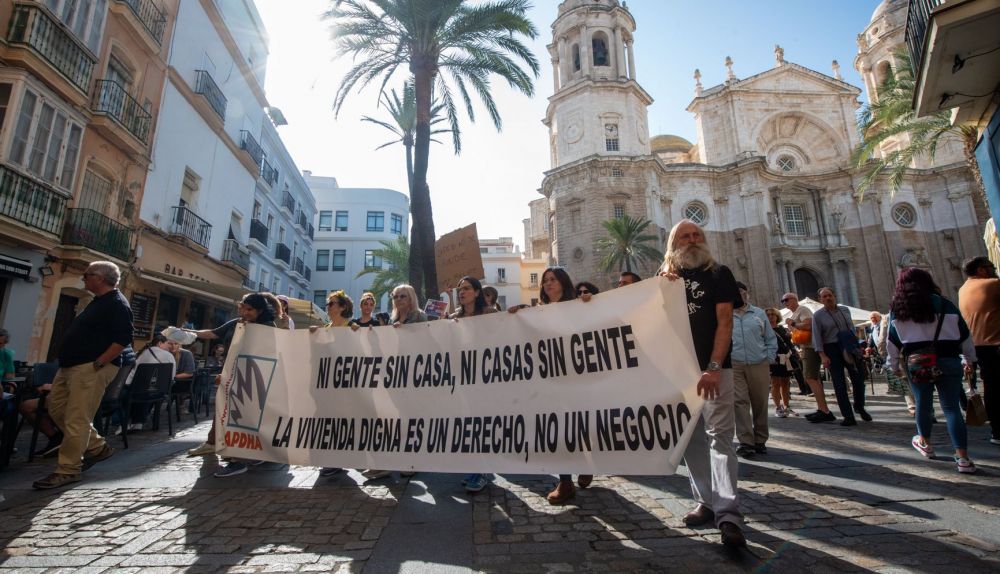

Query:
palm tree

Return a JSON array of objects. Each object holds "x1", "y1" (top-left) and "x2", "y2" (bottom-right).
[
  {"x1": 595, "y1": 215, "x2": 663, "y2": 274},
  {"x1": 355, "y1": 235, "x2": 411, "y2": 305},
  {"x1": 326, "y1": 0, "x2": 539, "y2": 302},
  {"x1": 853, "y1": 50, "x2": 987, "y2": 222}
]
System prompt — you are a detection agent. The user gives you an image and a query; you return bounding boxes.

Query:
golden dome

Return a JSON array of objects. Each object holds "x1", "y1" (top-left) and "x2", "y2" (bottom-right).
[{"x1": 651, "y1": 134, "x2": 693, "y2": 154}]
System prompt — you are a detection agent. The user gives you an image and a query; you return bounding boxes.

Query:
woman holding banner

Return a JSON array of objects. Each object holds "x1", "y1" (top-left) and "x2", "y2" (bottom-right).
[
  {"x1": 511, "y1": 266, "x2": 593, "y2": 504},
  {"x1": 311, "y1": 290, "x2": 355, "y2": 478},
  {"x1": 448, "y1": 276, "x2": 496, "y2": 493},
  {"x1": 390, "y1": 284, "x2": 427, "y2": 327},
  {"x1": 353, "y1": 292, "x2": 387, "y2": 327}
]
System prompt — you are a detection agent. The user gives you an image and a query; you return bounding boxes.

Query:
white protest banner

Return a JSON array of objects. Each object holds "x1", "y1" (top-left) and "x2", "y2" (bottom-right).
[{"x1": 216, "y1": 277, "x2": 704, "y2": 475}]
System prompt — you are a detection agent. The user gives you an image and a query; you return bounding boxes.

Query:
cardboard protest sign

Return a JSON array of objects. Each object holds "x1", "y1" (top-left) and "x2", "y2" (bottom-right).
[{"x1": 434, "y1": 223, "x2": 484, "y2": 291}]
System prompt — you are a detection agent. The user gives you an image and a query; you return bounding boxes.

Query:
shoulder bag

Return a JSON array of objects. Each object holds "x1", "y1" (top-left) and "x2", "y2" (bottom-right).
[{"x1": 903, "y1": 312, "x2": 945, "y2": 385}]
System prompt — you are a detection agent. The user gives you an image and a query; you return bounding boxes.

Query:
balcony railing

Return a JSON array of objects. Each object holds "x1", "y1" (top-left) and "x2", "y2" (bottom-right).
[
  {"x1": 0, "y1": 164, "x2": 68, "y2": 235},
  {"x1": 260, "y1": 159, "x2": 278, "y2": 186},
  {"x1": 281, "y1": 191, "x2": 295, "y2": 214},
  {"x1": 295, "y1": 211, "x2": 308, "y2": 229},
  {"x1": 62, "y1": 208, "x2": 132, "y2": 261},
  {"x1": 905, "y1": 0, "x2": 944, "y2": 74},
  {"x1": 116, "y1": 0, "x2": 166, "y2": 45},
  {"x1": 242, "y1": 276, "x2": 256, "y2": 290},
  {"x1": 307, "y1": 222, "x2": 315, "y2": 240},
  {"x1": 304, "y1": 266, "x2": 312, "y2": 282},
  {"x1": 274, "y1": 242, "x2": 291, "y2": 265},
  {"x1": 92, "y1": 80, "x2": 151, "y2": 143},
  {"x1": 169, "y1": 205, "x2": 211, "y2": 248},
  {"x1": 257, "y1": 281, "x2": 266, "y2": 292},
  {"x1": 221, "y1": 238, "x2": 250, "y2": 270},
  {"x1": 293, "y1": 257, "x2": 304, "y2": 276},
  {"x1": 194, "y1": 69, "x2": 227, "y2": 120},
  {"x1": 8, "y1": 5, "x2": 96, "y2": 92},
  {"x1": 240, "y1": 130, "x2": 264, "y2": 168},
  {"x1": 250, "y1": 217, "x2": 269, "y2": 246}
]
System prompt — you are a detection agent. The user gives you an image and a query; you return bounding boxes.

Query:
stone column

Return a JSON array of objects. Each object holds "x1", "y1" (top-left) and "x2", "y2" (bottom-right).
[
  {"x1": 615, "y1": 27, "x2": 627, "y2": 79},
  {"x1": 626, "y1": 39, "x2": 635, "y2": 80},
  {"x1": 775, "y1": 259, "x2": 788, "y2": 292},
  {"x1": 580, "y1": 25, "x2": 591, "y2": 76},
  {"x1": 845, "y1": 260, "x2": 859, "y2": 306},
  {"x1": 785, "y1": 261, "x2": 794, "y2": 294},
  {"x1": 556, "y1": 37, "x2": 567, "y2": 88}
]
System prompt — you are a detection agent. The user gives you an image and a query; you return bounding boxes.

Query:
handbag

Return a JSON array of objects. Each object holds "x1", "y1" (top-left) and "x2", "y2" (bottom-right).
[
  {"x1": 966, "y1": 392, "x2": 988, "y2": 426},
  {"x1": 903, "y1": 312, "x2": 945, "y2": 385},
  {"x1": 791, "y1": 328, "x2": 811, "y2": 345}
]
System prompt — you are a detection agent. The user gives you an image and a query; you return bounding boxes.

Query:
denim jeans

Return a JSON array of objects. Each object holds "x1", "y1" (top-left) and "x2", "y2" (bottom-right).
[
  {"x1": 823, "y1": 343, "x2": 866, "y2": 418},
  {"x1": 683, "y1": 369, "x2": 742, "y2": 526},
  {"x1": 910, "y1": 357, "x2": 967, "y2": 451}
]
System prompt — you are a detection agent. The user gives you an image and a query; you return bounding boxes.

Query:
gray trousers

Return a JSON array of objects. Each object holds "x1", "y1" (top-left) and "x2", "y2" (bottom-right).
[
  {"x1": 733, "y1": 361, "x2": 772, "y2": 447},
  {"x1": 683, "y1": 368, "x2": 742, "y2": 526}
]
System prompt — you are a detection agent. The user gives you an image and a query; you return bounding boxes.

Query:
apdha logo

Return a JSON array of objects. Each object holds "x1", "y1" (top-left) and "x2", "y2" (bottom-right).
[{"x1": 226, "y1": 354, "x2": 277, "y2": 433}]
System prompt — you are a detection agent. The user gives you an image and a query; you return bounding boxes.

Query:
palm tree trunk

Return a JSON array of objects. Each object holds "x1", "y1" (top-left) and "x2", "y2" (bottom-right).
[
  {"x1": 962, "y1": 134, "x2": 991, "y2": 228},
  {"x1": 411, "y1": 65, "x2": 439, "y2": 302}
]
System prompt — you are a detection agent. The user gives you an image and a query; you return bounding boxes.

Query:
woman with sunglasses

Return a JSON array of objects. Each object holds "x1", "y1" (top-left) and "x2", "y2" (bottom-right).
[
  {"x1": 574, "y1": 281, "x2": 600, "y2": 302},
  {"x1": 390, "y1": 284, "x2": 427, "y2": 327},
  {"x1": 310, "y1": 290, "x2": 355, "y2": 478},
  {"x1": 447, "y1": 276, "x2": 497, "y2": 493},
  {"x1": 511, "y1": 266, "x2": 593, "y2": 504}
]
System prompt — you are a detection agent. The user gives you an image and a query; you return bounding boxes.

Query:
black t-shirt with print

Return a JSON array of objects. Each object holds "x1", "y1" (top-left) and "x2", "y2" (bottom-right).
[
  {"x1": 354, "y1": 317, "x2": 383, "y2": 327},
  {"x1": 679, "y1": 264, "x2": 737, "y2": 370}
]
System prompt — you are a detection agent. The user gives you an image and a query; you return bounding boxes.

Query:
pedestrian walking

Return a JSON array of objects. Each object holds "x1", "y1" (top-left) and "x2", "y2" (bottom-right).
[
  {"x1": 33, "y1": 261, "x2": 134, "y2": 490},
  {"x1": 660, "y1": 219, "x2": 746, "y2": 548},
  {"x1": 957, "y1": 256, "x2": 1000, "y2": 446},
  {"x1": 887, "y1": 267, "x2": 978, "y2": 473},
  {"x1": 782, "y1": 293, "x2": 836, "y2": 421},
  {"x1": 730, "y1": 282, "x2": 777, "y2": 458},
  {"x1": 812, "y1": 287, "x2": 870, "y2": 426},
  {"x1": 766, "y1": 308, "x2": 796, "y2": 418}
]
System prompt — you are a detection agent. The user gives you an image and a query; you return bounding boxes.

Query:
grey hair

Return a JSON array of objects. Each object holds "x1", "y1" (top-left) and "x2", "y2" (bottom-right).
[{"x1": 88, "y1": 261, "x2": 121, "y2": 287}]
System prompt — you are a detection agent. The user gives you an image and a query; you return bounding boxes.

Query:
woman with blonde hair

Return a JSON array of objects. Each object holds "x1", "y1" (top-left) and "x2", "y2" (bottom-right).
[{"x1": 390, "y1": 284, "x2": 426, "y2": 327}]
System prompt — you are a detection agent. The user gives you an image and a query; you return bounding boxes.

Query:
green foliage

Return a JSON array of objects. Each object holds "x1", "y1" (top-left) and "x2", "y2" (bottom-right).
[
  {"x1": 355, "y1": 235, "x2": 412, "y2": 304},
  {"x1": 852, "y1": 49, "x2": 979, "y2": 199},
  {"x1": 595, "y1": 215, "x2": 663, "y2": 274}
]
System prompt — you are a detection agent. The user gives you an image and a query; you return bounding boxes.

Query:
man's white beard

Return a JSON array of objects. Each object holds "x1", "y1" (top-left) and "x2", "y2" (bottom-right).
[{"x1": 672, "y1": 243, "x2": 714, "y2": 271}]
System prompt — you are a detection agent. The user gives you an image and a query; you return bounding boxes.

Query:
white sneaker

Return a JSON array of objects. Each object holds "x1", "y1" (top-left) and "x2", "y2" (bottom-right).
[
  {"x1": 187, "y1": 443, "x2": 216, "y2": 457},
  {"x1": 775, "y1": 406, "x2": 787, "y2": 418},
  {"x1": 990, "y1": 438, "x2": 1000, "y2": 445}
]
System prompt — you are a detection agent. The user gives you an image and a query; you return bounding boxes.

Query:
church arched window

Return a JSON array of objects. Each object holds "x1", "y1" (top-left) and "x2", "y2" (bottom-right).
[
  {"x1": 683, "y1": 201, "x2": 708, "y2": 226},
  {"x1": 876, "y1": 61, "x2": 893, "y2": 86},
  {"x1": 592, "y1": 33, "x2": 609, "y2": 66}
]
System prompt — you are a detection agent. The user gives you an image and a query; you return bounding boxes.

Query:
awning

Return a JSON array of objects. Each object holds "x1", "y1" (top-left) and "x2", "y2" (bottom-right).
[
  {"x1": 0, "y1": 254, "x2": 32, "y2": 280},
  {"x1": 139, "y1": 269, "x2": 241, "y2": 306}
]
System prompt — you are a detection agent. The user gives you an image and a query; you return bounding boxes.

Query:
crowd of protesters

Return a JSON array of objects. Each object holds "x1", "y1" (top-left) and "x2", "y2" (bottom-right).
[{"x1": 6, "y1": 225, "x2": 996, "y2": 550}]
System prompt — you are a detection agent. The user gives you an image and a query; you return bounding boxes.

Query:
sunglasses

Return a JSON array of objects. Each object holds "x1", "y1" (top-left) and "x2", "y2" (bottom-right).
[
  {"x1": 576, "y1": 289, "x2": 591, "y2": 295},
  {"x1": 780, "y1": 298, "x2": 792, "y2": 303}
]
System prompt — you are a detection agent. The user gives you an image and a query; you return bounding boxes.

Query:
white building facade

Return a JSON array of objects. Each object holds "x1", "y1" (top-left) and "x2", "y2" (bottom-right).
[
  {"x1": 306, "y1": 173, "x2": 408, "y2": 311},
  {"x1": 479, "y1": 237, "x2": 547, "y2": 309},
  {"x1": 134, "y1": 0, "x2": 313, "y2": 338}
]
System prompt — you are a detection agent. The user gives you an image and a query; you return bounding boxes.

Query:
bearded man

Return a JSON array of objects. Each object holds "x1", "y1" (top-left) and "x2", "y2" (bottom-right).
[{"x1": 660, "y1": 219, "x2": 745, "y2": 548}]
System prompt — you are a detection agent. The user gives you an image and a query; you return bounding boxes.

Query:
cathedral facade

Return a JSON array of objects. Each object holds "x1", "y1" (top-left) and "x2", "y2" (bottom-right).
[{"x1": 524, "y1": 0, "x2": 986, "y2": 311}]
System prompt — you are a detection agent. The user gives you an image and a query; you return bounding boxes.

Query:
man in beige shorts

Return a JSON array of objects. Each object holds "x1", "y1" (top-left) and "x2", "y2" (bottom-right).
[{"x1": 782, "y1": 292, "x2": 835, "y2": 422}]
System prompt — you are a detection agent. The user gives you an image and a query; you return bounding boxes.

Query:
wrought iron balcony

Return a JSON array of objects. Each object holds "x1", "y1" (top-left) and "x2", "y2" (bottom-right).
[
  {"x1": 281, "y1": 190, "x2": 295, "y2": 214},
  {"x1": 260, "y1": 159, "x2": 278, "y2": 186},
  {"x1": 240, "y1": 130, "x2": 263, "y2": 167},
  {"x1": 62, "y1": 208, "x2": 132, "y2": 261},
  {"x1": 221, "y1": 238, "x2": 250, "y2": 270},
  {"x1": 905, "y1": 0, "x2": 943, "y2": 75},
  {"x1": 307, "y1": 222, "x2": 315, "y2": 240},
  {"x1": 169, "y1": 205, "x2": 211, "y2": 248},
  {"x1": 293, "y1": 257, "x2": 304, "y2": 276},
  {"x1": 242, "y1": 276, "x2": 256, "y2": 290},
  {"x1": 295, "y1": 211, "x2": 308, "y2": 229},
  {"x1": 92, "y1": 80, "x2": 151, "y2": 143},
  {"x1": 116, "y1": 0, "x2": 166, "y2": 45},
  {"x1": 249, "y1": 217, "x2": 269, "y2": 246},
  {"x1": 274, "y1": 242, "x2": 291, "y2": 265},
  {"x1": 258, "y1": 281, "x2": 266, "y2": 292},
  {"x1": 8, "y1": 4, "x2": 96, "y2": 92},
  {"x1": 0, "y1": 164, "x2": 68, "y2": 236},
  {"x1": 194, "y1": 70, "x2": 227, "y2": 120},
  {"x1": 304, "y1": 266, "x2": 312, "y2": 282}
]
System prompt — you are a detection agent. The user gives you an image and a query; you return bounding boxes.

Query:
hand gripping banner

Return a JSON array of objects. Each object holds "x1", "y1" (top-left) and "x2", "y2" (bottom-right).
[{"x1": 216, "y1": 277, "x2": 704, "y2": 474}]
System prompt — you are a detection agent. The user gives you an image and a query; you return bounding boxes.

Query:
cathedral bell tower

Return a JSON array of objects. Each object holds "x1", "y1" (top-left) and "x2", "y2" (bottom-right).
[{"x1": 544, "y1": 0, "x2": 653, "y2": 168}]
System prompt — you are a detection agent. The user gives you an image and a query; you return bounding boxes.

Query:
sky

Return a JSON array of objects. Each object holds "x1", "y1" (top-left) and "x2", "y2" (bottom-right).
[{"x1": 254, "y1": 0, "x2": 880, "y2": 246}]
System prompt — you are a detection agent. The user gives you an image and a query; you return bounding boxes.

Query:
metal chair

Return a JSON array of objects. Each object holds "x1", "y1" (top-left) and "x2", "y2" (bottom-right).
[
  {"x1": 26, "y1": 362, "x2": 59, "y2": 462},
  {"x1": 93, "y1": 364, "x2": 135, "y2": 448},
  {"x1": 123, "y1": 363, "x2": 175, "y2": 438}
]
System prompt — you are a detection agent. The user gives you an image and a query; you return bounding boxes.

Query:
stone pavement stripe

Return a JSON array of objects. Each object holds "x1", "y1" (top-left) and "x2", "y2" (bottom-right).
[
  {"x1": 110, "y1": 528, "x2": 171, "y2": 555},
  {"x1": 1, "y1": 555, "x2": 97, "y2": 567}
]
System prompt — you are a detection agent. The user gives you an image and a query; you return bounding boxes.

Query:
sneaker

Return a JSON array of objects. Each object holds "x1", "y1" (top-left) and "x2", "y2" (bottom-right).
[
  {"x1": 808, "y1": 411, "x2": 836, "y2": 423},
  {"x1": 911, "y1": 436, "x2": 934, "y2": 458},
  {"x1": 319, "y1": 467, "x2": 343, "y2": 478},
  {"x1": 546, "y1": 479, "x2": 575, "y2": 505},
  {"x1": 785, "y1": 407, "x2": 797, "y2": 417},
  {"x1": 32, "y1": 472, "x2": 81, "y2": 490},
  {"x1": 38, "y1": 433, "x2": 63, "y2": 458},
  {"x1": 128, "y1": 423, "x2": 144, "y2": 431},
  {"x1": 735, "y1": 444, "x2": 756, "y2": 458},
  {"x1": 989, "y1": 438, "x2": 1000, "y2": 445},
  {"x1": 955, "y1": 456, "x2": 977, "y2": 474},
  {"x1": 854, "y1": 407, "x2": 873, "y2": 422},
  {"x1": 214, "y1": 461, "x2": 248, "y2": 478},
  {"x1": 775, "y1": 405, "x2": 787, "y2": 418},
  {"x1": 187, "y1": 443, "x2": 216, "y2": 457},
  {"x1": 362, "y1": 469, "x2": 392, "y2": 480},
  {"x1": 82, "y1": 444, "x2": 115, "y2": 470},
  {"x1": 465, "y1": 473, "x2": 489, "y2": 493},
  {"x1": 754, "y1": 444, "x2": 767, "y2": 455}
]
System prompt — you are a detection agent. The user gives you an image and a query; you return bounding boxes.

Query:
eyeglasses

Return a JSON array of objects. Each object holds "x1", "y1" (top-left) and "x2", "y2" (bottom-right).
[{"x1": 576, "y1": 289, "x2": 590, "y2": 295}]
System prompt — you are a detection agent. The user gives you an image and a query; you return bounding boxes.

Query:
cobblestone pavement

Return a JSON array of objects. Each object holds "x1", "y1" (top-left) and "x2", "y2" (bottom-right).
[{"x1": 1, "y1": 384, "x2": 999, "y2": 573}]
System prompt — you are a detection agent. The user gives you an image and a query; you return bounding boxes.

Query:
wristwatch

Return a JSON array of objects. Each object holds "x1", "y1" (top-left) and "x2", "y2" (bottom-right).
[
  {"x1": 706, "y1": 361, "x2": 722, "y2": 372},
  {"x1": 93, "y1": 359, "x2": 105, "y2": 369}
]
